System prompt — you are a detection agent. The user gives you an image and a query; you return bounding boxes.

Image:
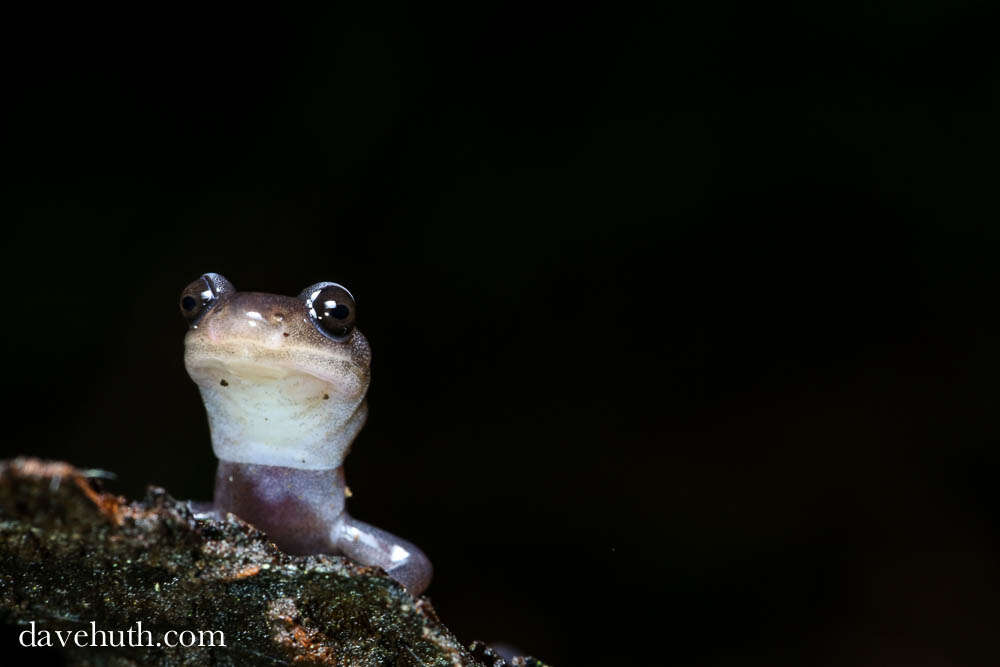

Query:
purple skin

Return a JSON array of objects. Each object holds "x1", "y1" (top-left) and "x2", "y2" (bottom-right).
[
  {"x1": 212, "y1": 462, "x2": 432, "y2": 594},
  {"x1": 180, "y1": 273, "x2": 432, "y2": 594}
]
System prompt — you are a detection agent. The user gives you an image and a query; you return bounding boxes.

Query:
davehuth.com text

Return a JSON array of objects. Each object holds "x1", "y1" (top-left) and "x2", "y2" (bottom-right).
[{"x1": 18, "y1": 621, "x2": 225, "y2": 648}]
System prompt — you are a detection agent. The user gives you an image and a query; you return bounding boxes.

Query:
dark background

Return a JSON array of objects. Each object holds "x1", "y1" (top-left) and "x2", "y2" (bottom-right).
[{"x1": 3, "y1": 4, "x2": 999, "y2": 665}]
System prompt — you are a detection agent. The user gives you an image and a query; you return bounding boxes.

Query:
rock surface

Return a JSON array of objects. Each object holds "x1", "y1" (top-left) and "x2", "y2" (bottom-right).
[{"x1": 0, "y1": 458, "x2": 544, "y2": 666}]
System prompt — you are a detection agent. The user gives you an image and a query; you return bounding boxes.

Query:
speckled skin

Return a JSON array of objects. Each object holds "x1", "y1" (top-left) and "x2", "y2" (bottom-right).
[{"x1": 182, "y1": 274, "x2": 432, "y2": 594}]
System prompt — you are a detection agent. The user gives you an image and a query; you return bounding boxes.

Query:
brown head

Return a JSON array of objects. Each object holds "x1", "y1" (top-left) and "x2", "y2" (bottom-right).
[{"x1": 180, "y1": 273, "x2": 371, "y2": 469}]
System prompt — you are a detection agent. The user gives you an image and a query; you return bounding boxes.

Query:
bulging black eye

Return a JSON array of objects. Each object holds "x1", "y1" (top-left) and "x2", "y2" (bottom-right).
[
  {"x1": 179, "y1": 272, "x2": 234, "y2": 326},
  {"x1": 300, "y1": 282, "x2": 357, "y2": 339}
]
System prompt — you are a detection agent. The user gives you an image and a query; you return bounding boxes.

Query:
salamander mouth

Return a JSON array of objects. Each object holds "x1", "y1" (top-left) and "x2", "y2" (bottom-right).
[{"x1": 185, "y1": 353, "x2": 368, "y2": 401}]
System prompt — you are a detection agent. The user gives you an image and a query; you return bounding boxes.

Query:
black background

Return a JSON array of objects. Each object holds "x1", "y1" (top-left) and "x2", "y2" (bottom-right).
[{"x1": 3, "y1": 4, "x2": 999, "y2": 665}]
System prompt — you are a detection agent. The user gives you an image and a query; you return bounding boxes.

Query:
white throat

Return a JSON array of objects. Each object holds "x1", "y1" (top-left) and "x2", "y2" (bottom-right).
[{"x1": 195, "y1": 367, "x2": 368, "y2": 470}]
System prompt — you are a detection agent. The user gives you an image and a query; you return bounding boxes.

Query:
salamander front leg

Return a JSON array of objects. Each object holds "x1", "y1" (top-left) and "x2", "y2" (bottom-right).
[{"x1": 334, "y1": 515, "x2": 433, "y2": 595}]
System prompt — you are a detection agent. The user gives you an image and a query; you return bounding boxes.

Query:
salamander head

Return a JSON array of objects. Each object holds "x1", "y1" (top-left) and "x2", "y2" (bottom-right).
[{"x1": 180, "y1": 273, "x2": 371, "y2": 470}]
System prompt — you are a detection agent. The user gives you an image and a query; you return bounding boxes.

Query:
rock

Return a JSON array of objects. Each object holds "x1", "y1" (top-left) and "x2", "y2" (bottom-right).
[{"x1": 0, "y1": 458, "x2": 544, "y2": 666}]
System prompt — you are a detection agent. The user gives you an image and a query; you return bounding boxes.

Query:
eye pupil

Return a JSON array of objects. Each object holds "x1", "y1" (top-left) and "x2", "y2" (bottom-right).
[
  {"x1": 307, "y1": 284, "x2": 357, "y2": 339},
  {"x1": 179, "y1": 273, "x2": 234, "y2": 326}
]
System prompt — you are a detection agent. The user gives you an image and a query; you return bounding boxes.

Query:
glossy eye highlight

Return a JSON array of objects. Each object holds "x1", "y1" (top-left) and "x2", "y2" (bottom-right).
[
  {"x1": 301, "y1": 282, "x2": 357, "y2": 339},
  {"x1": 179, "y1": 272, "x2": 234, "y2": 325}
]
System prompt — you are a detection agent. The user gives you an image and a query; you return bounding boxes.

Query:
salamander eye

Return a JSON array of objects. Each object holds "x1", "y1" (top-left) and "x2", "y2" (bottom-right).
[
  {"x1": 300, "y1": 282, "x2": 357, "y2": 339},
  {"x1": 179, "y1": 272, "x2": 234, "y2": 326}
]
